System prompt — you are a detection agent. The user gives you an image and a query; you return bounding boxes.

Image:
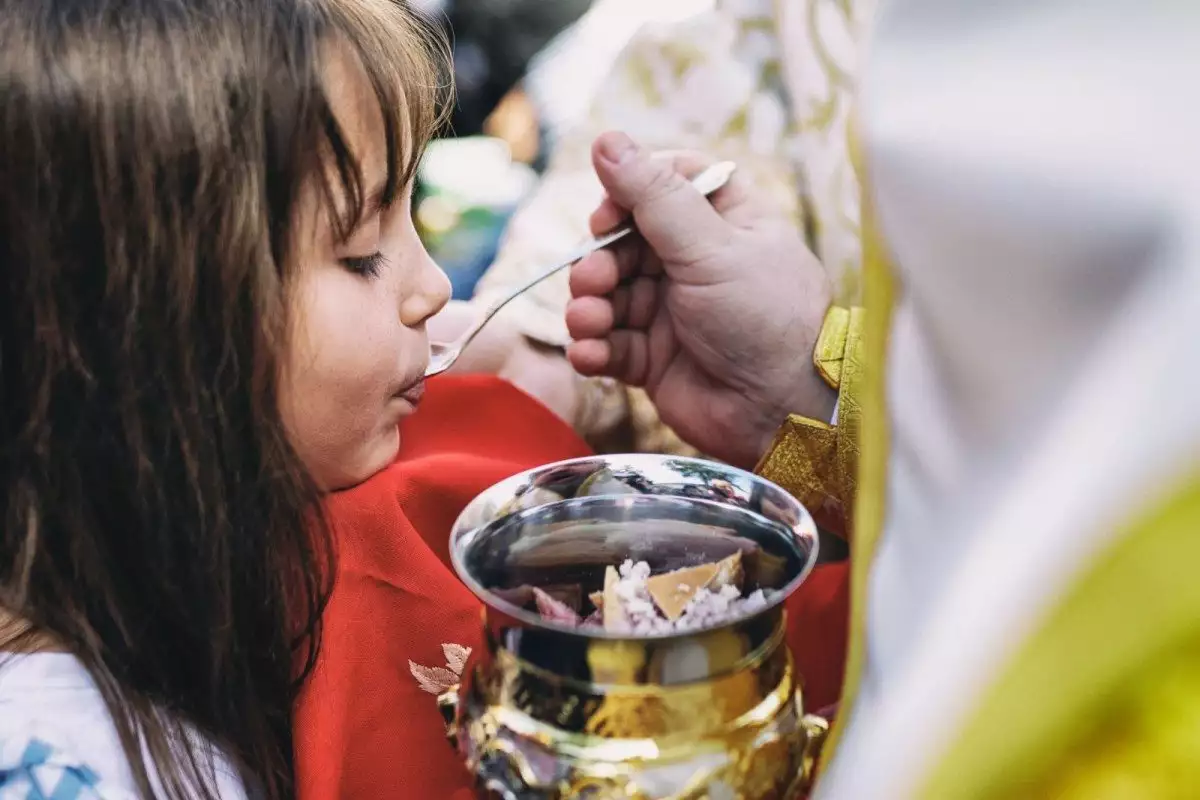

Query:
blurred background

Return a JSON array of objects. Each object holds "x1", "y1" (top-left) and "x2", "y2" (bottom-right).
[{"x1": 411, "y1": 0, "x2": 713, "y2": 298}]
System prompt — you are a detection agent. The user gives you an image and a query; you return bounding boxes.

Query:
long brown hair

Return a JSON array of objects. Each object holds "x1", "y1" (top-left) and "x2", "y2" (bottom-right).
[{"x1": 0, "y1": 0, "x2": 449, "y2": 796}]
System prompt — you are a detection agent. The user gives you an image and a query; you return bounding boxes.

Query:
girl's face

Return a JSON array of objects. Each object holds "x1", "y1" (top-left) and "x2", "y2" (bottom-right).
[{"x1": 280, "y1": 47, "x2": 450, "y2": 490}]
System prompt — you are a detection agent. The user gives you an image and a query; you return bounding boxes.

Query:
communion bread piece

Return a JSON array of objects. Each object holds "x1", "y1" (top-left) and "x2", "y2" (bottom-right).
[
  {"x1": 708, "y1": 552, "x2": 743, "y2": 590},
  {"x1": 644, "y1": 563, "x2": 720, "y2": 621},
  {"x1": 608, "y1": 560, "x2": 673, "y2": 635},
  {"x1": 644, "y1": 552, "x2": 743, "y2": 621},
  {"x1": 601, "y1": 565, "x2": 629, "y2": 632},
  {"x1": 574, "y1": 557, "x2": 772, "y2": 635}
]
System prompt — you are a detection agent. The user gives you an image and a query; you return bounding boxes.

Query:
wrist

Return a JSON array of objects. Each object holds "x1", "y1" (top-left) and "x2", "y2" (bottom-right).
[
  {"x1": 750, "y1": 297, "x2": 841, "y2": 465},
  {"x1": 751, "y1": 374, "x2": 836, "y2": 467}
]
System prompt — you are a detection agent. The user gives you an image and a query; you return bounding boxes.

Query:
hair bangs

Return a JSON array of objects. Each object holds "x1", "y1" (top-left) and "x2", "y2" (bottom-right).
[{"x1": 318, "y1": 0, "x2": 452, "y2": 240}]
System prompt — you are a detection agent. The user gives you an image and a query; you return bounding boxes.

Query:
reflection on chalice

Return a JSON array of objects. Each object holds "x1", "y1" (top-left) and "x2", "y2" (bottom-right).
[{"x1": 443, "y1": 455, "x2": 829, "y2": 799}]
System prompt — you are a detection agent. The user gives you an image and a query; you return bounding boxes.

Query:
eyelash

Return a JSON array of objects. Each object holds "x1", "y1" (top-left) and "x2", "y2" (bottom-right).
[{"x1": 340, "y1": 252, "x2": 387, "y2": 278}]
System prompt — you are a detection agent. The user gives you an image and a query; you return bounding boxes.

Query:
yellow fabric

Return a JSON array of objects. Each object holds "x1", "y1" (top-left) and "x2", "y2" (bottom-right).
[
  {"x1": 830, "y1": 306, "x2": 867, "y2": 531},
  {"x1": 813, "y1": 119, "x2": 895, "y2": 771},
  {"x1": 1042, "y1": 641, "x2": 1200, "y2": 799},
  {"x1": 755, "y1": 415, "x2": 840, "y2": 529},
  {"x1": 755, "y1": 305, "x2": 867, "y2": 536},
  {"x1": 920, "y1": 470, "x2": 1200, "y2": 799},
  {"x1": 755, "y1": 116, "x2": 891, "y2": 775},
  {"x1": 813, "y1": 306, "x2": 851, "y2": 389}
]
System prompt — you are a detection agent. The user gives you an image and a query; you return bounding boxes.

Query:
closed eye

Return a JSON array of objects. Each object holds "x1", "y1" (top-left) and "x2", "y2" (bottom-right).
[{"x1": 340, "y1": 252, "x2": 388, "y2": 278}]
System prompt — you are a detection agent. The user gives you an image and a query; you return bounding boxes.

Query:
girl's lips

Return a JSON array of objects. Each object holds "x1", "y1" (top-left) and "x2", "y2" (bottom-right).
[{"x1": 396, "y1": 381, "x2": 425, "y2": 406}]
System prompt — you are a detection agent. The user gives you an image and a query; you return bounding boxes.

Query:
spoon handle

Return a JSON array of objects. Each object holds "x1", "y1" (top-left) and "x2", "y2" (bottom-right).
[{"x1": 480, "y1": 225, "x2": 632, "y2": 324}]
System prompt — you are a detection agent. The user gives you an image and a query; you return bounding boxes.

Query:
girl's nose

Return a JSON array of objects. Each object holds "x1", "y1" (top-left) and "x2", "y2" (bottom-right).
[{"x1": 400, "y1": 245, "x2": 451, "y2": 326}]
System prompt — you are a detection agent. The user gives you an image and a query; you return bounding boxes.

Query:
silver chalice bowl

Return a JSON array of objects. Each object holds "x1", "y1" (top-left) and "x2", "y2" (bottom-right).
[{"x1": 442, "y1": 454, "x2": 828, "y2": 799}]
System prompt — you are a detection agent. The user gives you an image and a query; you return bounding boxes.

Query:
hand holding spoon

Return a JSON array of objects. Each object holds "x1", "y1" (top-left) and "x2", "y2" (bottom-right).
[{"x1": 425, "y1": 161, "x2": 738, "y2": 378}]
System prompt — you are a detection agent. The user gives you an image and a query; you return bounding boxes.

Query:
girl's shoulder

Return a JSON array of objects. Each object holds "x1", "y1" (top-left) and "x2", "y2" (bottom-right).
[{"x1": 0, "y1": 654, "x2": 246, "y2": 799}]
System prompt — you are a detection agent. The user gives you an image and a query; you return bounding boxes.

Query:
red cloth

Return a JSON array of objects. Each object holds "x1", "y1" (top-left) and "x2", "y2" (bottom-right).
[{"x1": 293, "y1": 375, "x2": 848, "y2": 799}]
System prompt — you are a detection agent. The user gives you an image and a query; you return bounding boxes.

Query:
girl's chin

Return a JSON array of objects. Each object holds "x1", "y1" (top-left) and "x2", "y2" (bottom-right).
[{"x1": 319, "y1": 426, "x2": 402, "y2": 492}]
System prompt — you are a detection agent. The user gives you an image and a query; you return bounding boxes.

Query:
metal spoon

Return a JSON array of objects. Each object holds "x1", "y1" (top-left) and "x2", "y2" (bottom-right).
[{"x1": 425, "y1": 160, "x2": 737, "y2": 378}]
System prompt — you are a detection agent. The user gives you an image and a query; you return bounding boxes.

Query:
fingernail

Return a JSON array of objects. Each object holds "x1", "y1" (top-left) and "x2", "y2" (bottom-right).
[{"x1": 599, "y1": 132, "x2": 637, "y2": 165}]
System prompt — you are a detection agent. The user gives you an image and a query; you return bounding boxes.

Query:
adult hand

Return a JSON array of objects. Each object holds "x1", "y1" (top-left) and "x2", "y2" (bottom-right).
[{"x1": 566, "y1": 132, "x2": 835, "y2": 468}]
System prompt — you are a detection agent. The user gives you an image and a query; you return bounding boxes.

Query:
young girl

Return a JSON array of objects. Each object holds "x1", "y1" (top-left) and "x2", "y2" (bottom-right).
[{"x1": 0, "y1": 0, "x2": 452, "y2": 796}]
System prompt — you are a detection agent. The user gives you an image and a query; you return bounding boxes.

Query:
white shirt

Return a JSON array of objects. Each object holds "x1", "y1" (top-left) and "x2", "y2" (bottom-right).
[{"x1": 0, "y1": 653, "x2": 247, "y2": 799}]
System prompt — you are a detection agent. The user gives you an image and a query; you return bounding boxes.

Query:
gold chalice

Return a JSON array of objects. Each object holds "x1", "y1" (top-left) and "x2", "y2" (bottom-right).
[{"x1": 444, "y1": 455, "x2": 828, "y2": 799}]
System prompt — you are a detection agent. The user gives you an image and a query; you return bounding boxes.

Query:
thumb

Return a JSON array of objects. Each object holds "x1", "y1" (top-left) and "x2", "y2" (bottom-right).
[{"x1": 592, "y1": 132, "x2": 729, "y2": 265}]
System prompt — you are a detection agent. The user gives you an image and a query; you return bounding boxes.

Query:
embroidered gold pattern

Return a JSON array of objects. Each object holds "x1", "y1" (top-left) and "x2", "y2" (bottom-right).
[{"x1": 755, "y1": 305, "x2": 864, "y2": 535}]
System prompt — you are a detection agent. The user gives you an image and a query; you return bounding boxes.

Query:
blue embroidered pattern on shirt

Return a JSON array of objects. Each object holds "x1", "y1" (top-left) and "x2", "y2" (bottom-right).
[{"x1": 0, "y1": 739, "x2": 104, "y2": 799}]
